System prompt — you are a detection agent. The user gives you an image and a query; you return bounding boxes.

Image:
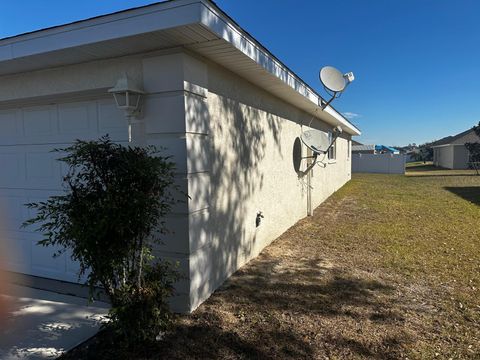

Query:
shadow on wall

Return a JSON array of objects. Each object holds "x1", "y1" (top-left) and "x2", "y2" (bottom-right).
[
  {"x1": 197, "y1": 93, "x2": 283, "y2": 302},
  {"x1": 185, "y1": 65, "x2": 340, "y2": 310},
  {"x1": 292, "y1": 137, "x2": 302, "y2": 175},
  {"x1": 444, "y1": 186, "x2": 480, "y2": 206}
]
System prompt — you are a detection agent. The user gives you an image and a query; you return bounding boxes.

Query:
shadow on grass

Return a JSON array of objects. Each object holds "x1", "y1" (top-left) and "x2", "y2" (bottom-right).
[
  {"x1": 156, "y1": 256, "x2": 409, "y2": 359},
  {"x1": 222, "y1": 256, "x2": 396, "y2": 317},
  {"x1": 60, "y1": 256, "x2": 410, "y2": 360},
  {"x1": 445, "y1": 186, "x2": 480, "y2": 206}
]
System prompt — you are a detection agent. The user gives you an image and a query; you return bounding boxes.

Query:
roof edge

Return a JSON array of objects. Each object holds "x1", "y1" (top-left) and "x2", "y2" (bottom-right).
[
  {"x1": 0, "y1": 0, "x2": 361, "y2": 135},
  {"x1": 199, "y1": 0, "x2": 360, "y2": 135}
]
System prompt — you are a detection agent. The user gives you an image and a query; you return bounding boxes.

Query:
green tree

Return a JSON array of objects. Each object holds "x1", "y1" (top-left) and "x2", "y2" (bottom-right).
[
  {"x1": 420, "y1": 144, "x2": 433, "y2": 163},
  {"x1": 23, "y1": 136, "x2": 180, "y2": 344},
  {"x1": 465, "y1": 122, "x2": 480, "y2": 163},
  {"x1": 413, "y1": 143, "x2": 434, "y2": 163}
]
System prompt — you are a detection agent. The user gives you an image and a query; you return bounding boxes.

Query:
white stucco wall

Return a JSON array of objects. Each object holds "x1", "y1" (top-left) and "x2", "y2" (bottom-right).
[
  {"x1": 0, "y1": 49, "x2": 198, "y2": 311},
  {"x1": 0, "y1": 49, "x2": 354, "y2": 313},
  {"x1": 434, "y1": 145, "x2": 469, "y2": 169},
  {"x1": 184, "y1": 59, "x2": 352, "y2": 311},
  {"x1": 434, "y1": 145, "x2": 454, "y2": 168},
  {"x1": 453, "y1": 145, "x2": 470, "y2": 169},
  {"x1": 0, "y1": 56, "x2": 143, "y2": 106}
]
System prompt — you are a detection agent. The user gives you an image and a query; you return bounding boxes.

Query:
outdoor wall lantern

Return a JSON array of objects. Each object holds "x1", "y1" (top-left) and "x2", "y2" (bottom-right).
[{"x1": 109, "y1": 74, "x2": 145, "y2": 142}]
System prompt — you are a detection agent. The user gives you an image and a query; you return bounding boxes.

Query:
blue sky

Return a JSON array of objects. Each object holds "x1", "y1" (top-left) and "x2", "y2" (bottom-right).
[{"x1": 1, "y1": 0, "x2": 479, "y2": 146}]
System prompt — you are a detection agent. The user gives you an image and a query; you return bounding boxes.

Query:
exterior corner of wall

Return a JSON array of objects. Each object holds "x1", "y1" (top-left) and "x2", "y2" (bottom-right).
[
  {"x1": 182, "y1": 52, "x2": 208, "y2": 90},
  {"x1": 142, "y1": 52, "x2": 185, "y2": 93},
  {"x1": 152, "y1": 249, "x2": 191, "y2": 313}
]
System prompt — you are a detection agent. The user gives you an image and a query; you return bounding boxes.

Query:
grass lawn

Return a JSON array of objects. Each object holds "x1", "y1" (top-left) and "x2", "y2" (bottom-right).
[
  {"x1": 62, "y1": 165, "x2": 480, "y2": 359},
  {"x1": 406, "y1": 161, "x2": 479, "y2": 177}
]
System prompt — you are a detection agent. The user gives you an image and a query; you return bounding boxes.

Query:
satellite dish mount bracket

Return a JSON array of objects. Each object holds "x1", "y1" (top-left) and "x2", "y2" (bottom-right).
[{"x1": 320, "y1": 90, "x2": 340, "y2": 110}]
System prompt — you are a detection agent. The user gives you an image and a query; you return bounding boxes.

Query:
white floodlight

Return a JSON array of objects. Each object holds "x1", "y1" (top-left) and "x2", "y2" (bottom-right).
[
  {"x1": 109, "y1": 74, "x2": 145, "y2": 142},
  {"x1": 109, "y1": 74, "x2": 145, "y2": 119}
]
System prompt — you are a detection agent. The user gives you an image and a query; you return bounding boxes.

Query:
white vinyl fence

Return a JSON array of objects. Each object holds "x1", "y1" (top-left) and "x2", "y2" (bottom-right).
[{"x1": 352, "y1": 153, "x2": 406, "y2": 174}]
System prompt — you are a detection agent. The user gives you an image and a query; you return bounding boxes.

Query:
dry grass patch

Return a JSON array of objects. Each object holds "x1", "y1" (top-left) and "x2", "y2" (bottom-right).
[{"x1": 62, "y1": 166, "x2": 480, "y2": 359}]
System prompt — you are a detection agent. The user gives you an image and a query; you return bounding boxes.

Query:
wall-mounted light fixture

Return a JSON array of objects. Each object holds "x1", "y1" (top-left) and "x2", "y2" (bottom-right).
[{"x1": 109, "y1": 74, "x2": 145, "y2": 142}]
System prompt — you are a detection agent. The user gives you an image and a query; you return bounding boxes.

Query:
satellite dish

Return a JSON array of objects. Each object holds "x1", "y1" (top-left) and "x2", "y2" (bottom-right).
[
  {"x1": 297, "y1": 126, "x2": 343, "y2": 175},
  {"x1": 318, "y1": 65, "x2": 354, "y2": 109},
  {"x1": 300, "y1": 129, "x2": 330, "y2": 154},
  {"x1": 320, "y1": 66, "x2": 347, "y2": 93}
]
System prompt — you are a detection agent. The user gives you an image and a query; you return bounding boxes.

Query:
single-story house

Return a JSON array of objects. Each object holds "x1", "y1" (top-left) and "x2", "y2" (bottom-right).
[
  {"x1": 0, "y1": 0, "x2": 360, "y2": 312},
  {"x1": 432, "y1": 128, "x2": 479, "y2": 169},
  {"x1": 352, "y1": 144, "x2": 399, "y2": 155},
  {"x1": 405, "y1": 148, "x2": 420, "y2": 163},
  {"x1": 351, "y1": 143, "x2": 404, "y2": 174},
  {"x1": 352, "y1": 144, "x2": 375, "y2": 154}
]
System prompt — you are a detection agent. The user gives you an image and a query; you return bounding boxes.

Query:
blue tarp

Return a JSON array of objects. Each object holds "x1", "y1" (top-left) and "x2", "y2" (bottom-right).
[{"x1": 375, "y1": 145, "x2": 398, "y2": 153}]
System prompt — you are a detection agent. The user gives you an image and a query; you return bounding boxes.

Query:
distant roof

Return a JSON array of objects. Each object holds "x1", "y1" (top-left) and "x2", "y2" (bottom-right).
[
  {"x1": 431, "y1": 127, "x2": 479, "y2": 147},
  {"x1": 352, "y1": 144, "x2": 375, "y2": 152},
  {"x1": 352, "y1": 140, "x2": 363, "y2": 146}
]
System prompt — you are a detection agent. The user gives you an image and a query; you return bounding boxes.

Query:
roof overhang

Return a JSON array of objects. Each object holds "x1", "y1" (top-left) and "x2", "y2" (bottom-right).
[
  {"x1": 432, "y1": 143, "x2": 467, "y2": 148},
  {"x1": 0, "y1": 0, "x2": 360, "y2": 135},
  {"x1": 352, "y1": 144, "x2": 375, "y2": 152}
]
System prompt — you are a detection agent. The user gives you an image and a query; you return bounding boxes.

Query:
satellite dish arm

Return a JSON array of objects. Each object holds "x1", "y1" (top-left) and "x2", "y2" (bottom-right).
[
  {"x1": 303, "y1": 153, "x2": 318, "y2": 173},
  {"x1": 323, "y1": 126, "x2": 343, "y2": 153},
  {"x1": 319, "y1": 68, "x2": 355, "y2": 110},
  {"x1": 320, "y1": 92, "x2": 338, "y2": 110},
  {"x1": 303, "y1": 126, "x2": 342, "y2": 156}
]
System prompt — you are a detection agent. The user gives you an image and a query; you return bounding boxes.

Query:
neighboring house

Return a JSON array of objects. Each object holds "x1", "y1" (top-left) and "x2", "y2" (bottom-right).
[
  {"x1": 352, "y1": 144, "x2": 399, "y2": 155},
  {"x1": 405, "y1": 148, "x2": 420, "y2": 163},
  {"x1": 352, "y1": 144, "x2": 376, "y2": 154},
  {"x1": 352, "y1": 144, "x2": 404, "y2": 174},
  {"x1": 0, "y1": 0, "x2": 360, "y2": 313},
  {"x1": 432, "y1": 128, "x2": 479, "y2": 169}
]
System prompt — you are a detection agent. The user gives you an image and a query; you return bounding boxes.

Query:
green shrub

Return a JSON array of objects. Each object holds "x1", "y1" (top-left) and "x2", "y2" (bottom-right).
[
  {"x1": 23, "y1": 136, "x2": 180, "y2": 346},
  {"x1": 109, "y1": 260, "x2": 180, "y2": 343}
]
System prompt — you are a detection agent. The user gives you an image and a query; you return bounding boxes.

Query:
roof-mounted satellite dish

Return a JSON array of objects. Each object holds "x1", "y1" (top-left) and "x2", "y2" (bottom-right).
[{"x1": 319, "y1": 66, "x2": 354, "y2": 110}]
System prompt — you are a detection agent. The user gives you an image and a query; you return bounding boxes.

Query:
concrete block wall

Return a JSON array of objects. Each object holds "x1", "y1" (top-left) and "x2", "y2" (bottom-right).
[
  {"x1": 141, "y1": 51, "x2": 212, "y2": 312},
  {"x1": 185, "y1": 58, "x2": 353, "y2": 311}
]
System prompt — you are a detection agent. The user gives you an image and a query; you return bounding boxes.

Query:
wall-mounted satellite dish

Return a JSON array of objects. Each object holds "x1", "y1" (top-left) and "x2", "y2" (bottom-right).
[
  {"x1": 299, "y1": 126, "x2": 343, "y2": 173},
  {"x1": 319, "y1": 66, "x2": 354, "y2": 110},
  {"x1": 300, "y1": 129, "x2": 330, "y2": 155}
]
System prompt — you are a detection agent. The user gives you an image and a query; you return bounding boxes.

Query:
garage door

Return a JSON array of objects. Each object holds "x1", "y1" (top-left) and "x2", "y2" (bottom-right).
[{"x1": 0, "y1": 98, "x2": 127, "y2": 282}]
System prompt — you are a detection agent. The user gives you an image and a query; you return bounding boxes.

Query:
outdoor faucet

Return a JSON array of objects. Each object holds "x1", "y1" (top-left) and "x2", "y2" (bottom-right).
[{"x1": 256, "y1": 211, "x2": 264, "y2": 227}]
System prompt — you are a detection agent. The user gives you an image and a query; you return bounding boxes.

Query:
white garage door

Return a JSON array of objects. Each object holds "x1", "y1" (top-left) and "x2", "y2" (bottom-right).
[{"x1": 0, "y1": 98, "x2": 127, "y2": 282}]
